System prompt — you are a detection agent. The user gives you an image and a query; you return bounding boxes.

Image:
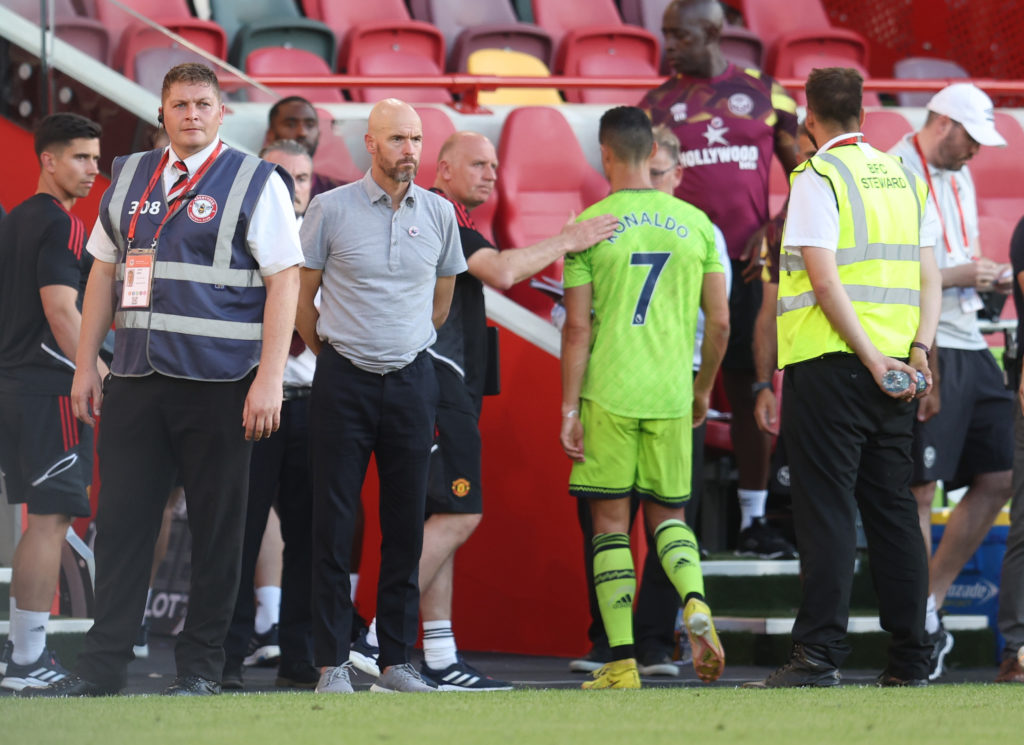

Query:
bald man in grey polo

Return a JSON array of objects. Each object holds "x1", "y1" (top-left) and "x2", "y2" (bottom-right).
[
  {"x1": 299, "y1": 161, "x2": 464, "y2": 691},
  {"x1": 301, "y1": 172, "x2": 465, "y2": 369}
]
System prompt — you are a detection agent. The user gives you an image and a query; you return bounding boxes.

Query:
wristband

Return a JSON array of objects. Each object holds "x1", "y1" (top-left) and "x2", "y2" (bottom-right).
[
  {"x1": 563, "y1": 409, "x2": 579, "y2": 418},
  {"x1": 910, "y1": 341, "x2": 930, "y2": 355},
  {"x1": 751, "y1": 381, "x2": 773, "y2": 395}
]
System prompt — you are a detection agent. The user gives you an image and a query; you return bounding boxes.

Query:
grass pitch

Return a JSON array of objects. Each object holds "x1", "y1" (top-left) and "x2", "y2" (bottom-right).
[{"x1": 2, "y1": 686, "x2": 1019, "y2": 745}]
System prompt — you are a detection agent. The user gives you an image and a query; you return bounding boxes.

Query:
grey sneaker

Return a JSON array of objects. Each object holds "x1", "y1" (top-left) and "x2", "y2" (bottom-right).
[
  {"x1": 370, "y1": 663, "x2": 437, "y2": 693},
  {"x1": 315, "y1": 662, "x2": 355, "y2": 694}
]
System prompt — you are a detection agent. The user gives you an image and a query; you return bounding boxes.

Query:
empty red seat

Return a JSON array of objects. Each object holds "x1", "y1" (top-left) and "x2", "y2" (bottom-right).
[
  {"x1": 409, "y1": 0, "x2": 554, "y2": 72},
  {"x1": 861, "y1": 109, "x2": 913, "y2": 152},
  {"x1": 302, "y1": 0, "x2": 445, "y2": 81},
  {"x1": 493, "y1": 106, "x2": 609, "y2": 319},
  {"x1": 531, "y1": 0, "x2": 660, "y2": 103},
  {"x1": 971, "y1": 112, "x2": 1024, "y2": 226},
  {"x1": 131, "y1": 45, "x2": 210, "y2": 93},
  {"x1": 92, "y1": 0, "x2": 227, "y2": 73},
  {"x1": 245, "y1": 47, "x2": 344, "y2": 103},
  {"x1": 311, "y1": 108, "x2": 364, "y2": 186},
  {"x1": 739, "y1": 0, "x2": 869, "y2": 83},
  {"x1": 345, "y1": 34, "x2": 452, "y2": 104}
]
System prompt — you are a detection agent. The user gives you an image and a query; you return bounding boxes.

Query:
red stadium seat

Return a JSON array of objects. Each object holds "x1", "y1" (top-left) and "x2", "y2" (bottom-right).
[
  {"x1": 131, "y1": 46, "x2": 210, "y2": 93},
  {"x1": 719, "y1": 25, "x2": 765, "y2": 71},
  {"x1": 311, "y1": 108, "x2": 364, "y2": 186},
  {"x1": 301, "y1": 0, "x2": 446, "y2": 78},
  {"x1": 409, "y1": 0, "x2": 554, "y2": 72},
  {"x1": 245, "y1": 47, "x2": 344, "y2": 103},
  {"x1": 739, "y1": 0, "x2": 870, "y2": 82},
  {"x1": 345, "y1": 33, "x2": 452, "y2": 104},
  {"x1": 91, "y1": 0, "x2": 227, "y2": 73},
  {"x1": 531, "y1": 0, "x2": 660, "y2": 103},
  {"x1": 971, "y1": 113, "x2": 1024, "y2": 226},
  {"x1": 493, "y1": 106, "x2": 609, "y2": 319},
  {"x1": 789, "y1": 49, "x2": 877, "y2": 106},
  {"x1": 413, "y1": 106, "x2": 457, "y2": 191},
  {"x1": 10, "y1": 0, "x2": 110, "y2": 64},
  {"x1": 861, "y1": 109, "x2": 913, "y2": 152}
]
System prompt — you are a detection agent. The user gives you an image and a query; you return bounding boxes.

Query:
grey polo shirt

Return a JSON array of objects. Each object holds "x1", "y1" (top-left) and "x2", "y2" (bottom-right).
[{"x1": 300, "y1": 170, "x2": 466, "y2": 374}]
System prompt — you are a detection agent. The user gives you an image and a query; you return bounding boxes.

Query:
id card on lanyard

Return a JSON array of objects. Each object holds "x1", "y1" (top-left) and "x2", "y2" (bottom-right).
[{"x1": 121, "y1": 143, "x2": 224, "y2": 309}]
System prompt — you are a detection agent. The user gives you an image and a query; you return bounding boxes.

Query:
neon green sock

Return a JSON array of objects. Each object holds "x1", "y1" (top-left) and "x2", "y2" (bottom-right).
[
  {"x1": 654, "y1": 519, "x2": 705, "y2": 600},
  {"x1": 592, "y1": 532, "x2": 636, "y2": 649}
]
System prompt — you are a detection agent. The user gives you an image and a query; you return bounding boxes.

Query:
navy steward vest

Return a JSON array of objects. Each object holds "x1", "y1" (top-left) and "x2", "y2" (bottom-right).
[{"x1": 100, "y1": 147, "x2": 284, "y2": 381}]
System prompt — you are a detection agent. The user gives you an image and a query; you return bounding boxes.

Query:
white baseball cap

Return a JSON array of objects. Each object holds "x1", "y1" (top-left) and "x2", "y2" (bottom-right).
[{"x1": 926, "y1": 83, "x2": 1006, "y2": 147}]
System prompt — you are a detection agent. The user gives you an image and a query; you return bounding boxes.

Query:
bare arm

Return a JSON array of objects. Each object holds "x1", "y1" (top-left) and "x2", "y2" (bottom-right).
[
  {"x1": 910, "y1": 243, "x2": 941, "y2": 396},
  {"x1": 70, "y1": 260, "x2": 117, "y2": 426},
  {"x1": 466, "y1": 214, "x2": 619, "y2": 290},
  {"x1": 753, "y1": 281, "x2": 780, "y2": 434},
  {"x1": 295, "y1": 266, "x2": 323, "y2": 356},
  {"x1": 559, "y1": 283, "x2": 593, "y2": 462},
  {"x1": 693, "y1": 272, "x2": 729, "y2": 428},
  {"x1": 242, "y1": 266, "x2": 300, "y2": 441},
  {"x1": 432, "y1": 275, "x2": 456, "y2": 329},
  {"x1": 802, "y1": 245, "x2": 920, "y2": 399}
]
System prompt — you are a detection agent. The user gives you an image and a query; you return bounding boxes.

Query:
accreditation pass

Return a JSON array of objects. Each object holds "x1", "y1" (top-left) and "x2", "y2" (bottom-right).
[{"x1": 122, "y1": 248, "x2": 156, "y2": 308}]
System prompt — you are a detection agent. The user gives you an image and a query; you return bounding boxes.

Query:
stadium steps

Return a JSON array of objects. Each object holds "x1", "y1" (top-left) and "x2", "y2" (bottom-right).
[
  {"x1": 702, "y1": 558, "x2": 995, "y2": 669},
  {"x1": 0, "y1": 567, "x2": 94, "y2": 667}
]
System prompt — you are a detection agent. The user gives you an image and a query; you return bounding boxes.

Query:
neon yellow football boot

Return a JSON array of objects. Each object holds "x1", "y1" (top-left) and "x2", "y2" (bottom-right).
[
  {"x1": 581, "y1": 658, "x2": 641, "y2": 689},
  {"x1": 684, "y1": 597, "x2": 725, "y2": 683}
]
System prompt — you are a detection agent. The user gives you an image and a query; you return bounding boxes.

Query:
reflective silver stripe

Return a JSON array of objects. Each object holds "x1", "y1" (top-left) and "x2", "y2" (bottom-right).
[
  {"x1": 116, "y1": 310, "x2": 262, "y2": 340},
  {"x1": 116, "y1": 261, "x2": 263, "y2": 287},
  {"x1": 778, "y1": 284, "x2": 919, "y2": 315},
  {"x1": 818, "y1": 152, "x2": 868, "y2": 252},
  {"x1": 898, "y1": 163, "x2": 923, "y2": 228},
  {"x1": 214, "y1": 157, "x2": 259, "y2": 269},
  {"x1": 779, "y1": 243, "x2": 920, "y2": 272},
  {"x1": 108, "y1": 153, "x2": 146, "y2": 248}
]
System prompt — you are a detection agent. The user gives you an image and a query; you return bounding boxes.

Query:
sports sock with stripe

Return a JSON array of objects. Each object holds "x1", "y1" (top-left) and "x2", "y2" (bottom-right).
[
  {"x1": 10, "y1": 600, "x2": 49, "y2": 666},
  {"x1": 423, "y1": 620, "x2": 458, "y2": 669},
  {"x1": 654, "y1": 518, "x2": 705, "y2": 600},
  {"x1": 592, "y1": 532, "x2": 635, "y2": 657}
]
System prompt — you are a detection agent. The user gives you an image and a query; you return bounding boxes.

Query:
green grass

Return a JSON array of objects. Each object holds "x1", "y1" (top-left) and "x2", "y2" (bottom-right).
[{"x1": 2, "y1": 686, "x2": 1019, "y2": 745}]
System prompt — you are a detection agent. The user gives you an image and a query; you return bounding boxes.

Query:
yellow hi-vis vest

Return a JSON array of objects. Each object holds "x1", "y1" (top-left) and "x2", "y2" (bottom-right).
[{"x1": 777, "y1": 143, "x2": 928, "y2": 368}]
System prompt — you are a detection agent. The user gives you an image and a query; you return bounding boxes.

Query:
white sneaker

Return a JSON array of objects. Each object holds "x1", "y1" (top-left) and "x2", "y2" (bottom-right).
[
  {"x1": 315, "y1": 662, "x2": 354, "y2": 694},
  {"x1": 350, "y1": 627, "x2": 380, "y2": 677},
  {"x1": 370, "y1": 663, "x2": 436, "y2": 693}
]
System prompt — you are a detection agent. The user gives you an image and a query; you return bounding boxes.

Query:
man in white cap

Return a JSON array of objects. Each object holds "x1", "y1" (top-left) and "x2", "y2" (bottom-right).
[{"x1": 889, "y1": 82, "x2": 1013, "y2": 681}]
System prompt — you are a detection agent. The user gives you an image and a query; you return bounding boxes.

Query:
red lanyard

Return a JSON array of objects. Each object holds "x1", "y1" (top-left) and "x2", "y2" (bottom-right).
[
  {"x1": 825, "y1": 134, "x2": 863, "y2": 150},
  {"x1": 125, "y1": 142, "x2": 224, "y2": 248},
  {"x1": 912, "y1": 134, "x2": 968, "y2": 255}
]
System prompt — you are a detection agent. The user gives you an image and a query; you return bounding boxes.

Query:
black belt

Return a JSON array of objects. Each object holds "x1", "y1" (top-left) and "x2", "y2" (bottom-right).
[{"x1": 282, "y1": 386, "x2": 311, "y2": 401}]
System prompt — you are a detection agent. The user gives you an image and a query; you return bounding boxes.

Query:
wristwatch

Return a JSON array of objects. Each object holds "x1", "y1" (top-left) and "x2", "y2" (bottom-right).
[{"x1": 751, "y1": 381, "x2": 773, "y2": 395}]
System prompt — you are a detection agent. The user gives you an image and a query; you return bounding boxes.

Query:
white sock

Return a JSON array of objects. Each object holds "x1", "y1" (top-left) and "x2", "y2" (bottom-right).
[
  {"x1": 423, "y1": 620, "x2": 458, "y2": 670},
  {"x1": 349, "y1": 573, "x2": 359, "y2": 602},
  {"x1": 738, "y1": 489, "x2": 768, "y2": 531},
  {"x1": 366, "y1": 617, "x2": 378, "y2": 647},
  {"x1": 10, "y1": 602, "x2": 49, "y2": 665},
  {"x1": 925, "y1": 593, "x2": 940, "y2": 634},
  {"x1": 253, "y1": 585, "x2": 281, "y2": 634}
]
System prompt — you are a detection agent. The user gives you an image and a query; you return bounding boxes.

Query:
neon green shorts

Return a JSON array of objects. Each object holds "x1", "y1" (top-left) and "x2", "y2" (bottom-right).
[{"x1": 569, "y1": 399, "x2": 692, "y2": 506}]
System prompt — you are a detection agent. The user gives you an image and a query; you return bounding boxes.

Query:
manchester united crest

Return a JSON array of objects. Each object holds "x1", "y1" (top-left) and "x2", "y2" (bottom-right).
[
  {"x1": 187, "y1": 194, "x2": 218, "y2": 223},
  {"x1": 451, "y1": 478, "x2": 471, "y2": 497}
]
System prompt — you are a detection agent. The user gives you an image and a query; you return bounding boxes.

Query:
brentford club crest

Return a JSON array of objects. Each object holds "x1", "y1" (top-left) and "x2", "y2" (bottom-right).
[{"x1": 187, "y1": 194, "x2": 218, "y2": 223}]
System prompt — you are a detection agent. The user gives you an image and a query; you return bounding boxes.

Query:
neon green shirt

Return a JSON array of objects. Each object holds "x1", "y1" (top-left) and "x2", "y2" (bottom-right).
[{"x1": 565, "y1": 189, "x2": 722, "y2": 418}]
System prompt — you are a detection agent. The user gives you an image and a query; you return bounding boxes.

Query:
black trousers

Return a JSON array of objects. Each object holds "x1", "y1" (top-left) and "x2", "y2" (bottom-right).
[
  {"x1": 577, "y1": 419, "x2": 705, "y2": 656},
  {"x1": 310, "y1": 347, "x2": 437, "y2": 669},
  {"x1": 76, "y1": 373, "x2": 253, "y2": 689},
  {"x1": 783, "y1": 354, "x2": 930, "y2": 678},
  {"x1": 224, "y1": 394, "x2": 314, "y2": 668}
]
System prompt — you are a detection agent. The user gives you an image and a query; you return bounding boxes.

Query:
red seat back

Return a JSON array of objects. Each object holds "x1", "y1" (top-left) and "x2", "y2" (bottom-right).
[
  {"x1": 861, "y1": 109, "x2": 913, "y2": 152},
  {"x1": 245, "y1": 47, "x2": 344, "y2": 103},
  {"x1": 972, "y1": 113, "x2": 1024, "y2": 225},
  {"x1": 494, "y1": 106, "x2": 609, "y2": 318}
]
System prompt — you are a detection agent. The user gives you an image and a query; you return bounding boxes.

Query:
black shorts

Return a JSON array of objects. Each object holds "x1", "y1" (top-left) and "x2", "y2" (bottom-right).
[
  {"x1": 0, "y1": 392, "x2": 93, "y2": 517},
  {"x1": 911, "y1": 347, "x2": 1014, "y2": 488},
  {"x1": 721, "y1": 258, "x2": 762, "y2": 371},
  {"x1": 426, "y1": 362, "x2": 483, "y2": 515}
]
